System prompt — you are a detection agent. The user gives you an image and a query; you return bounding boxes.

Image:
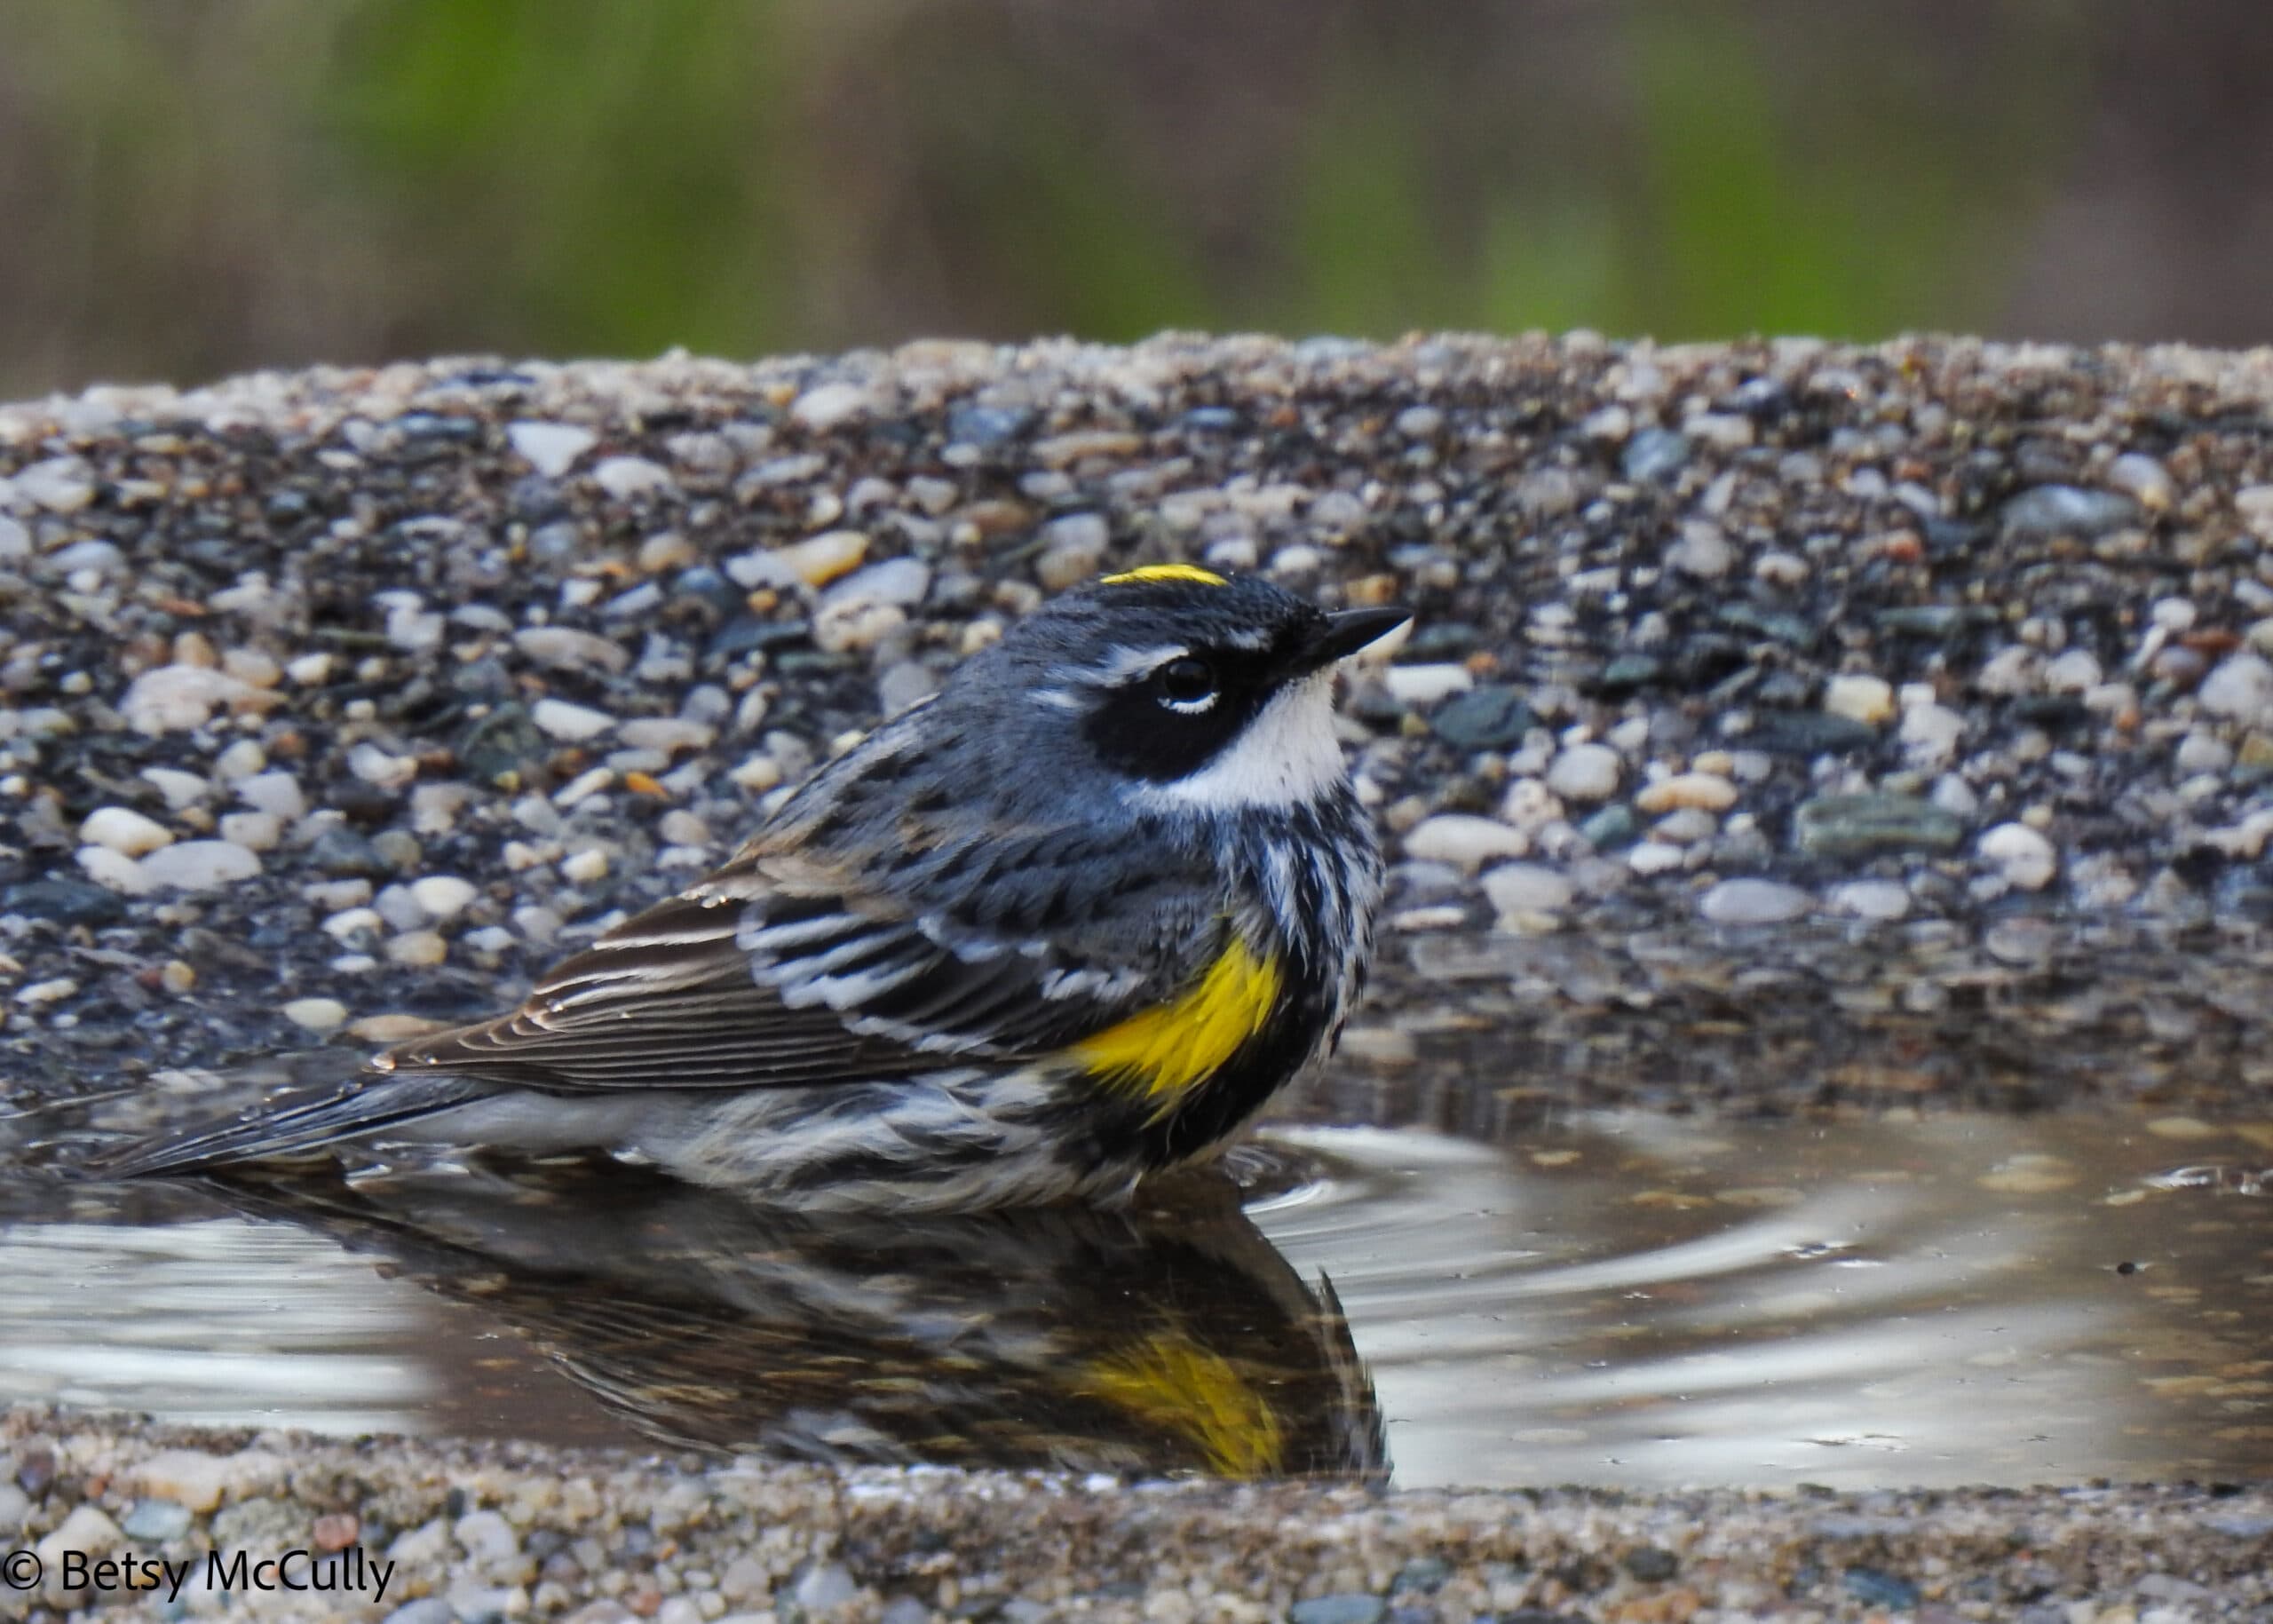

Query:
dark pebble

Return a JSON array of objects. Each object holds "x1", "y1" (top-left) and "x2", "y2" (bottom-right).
[
  {"x1": 456, "y1": 703, "x2": 550, "y2": 782},
  {"x1": 946, "y1": 403, "x2": 1033, "y2": 448},
  {"x1": 1402, "y1": 622, "x2": 1480, "y2": 661},
  {"x1": 329, "y1": 782, "x2": 400, "y2": 827},
  {"x1": 1593, "y1": 654, "x2": 1664, "y2": 696},
  {"x1": 507, "y1": 475, "x2": 568, "y2": 524},
  {"x1": 674, "y1": 566, "x2": 745, "y2": 615},
  {"x1": 709, "y1": 614, "x2": 812, "y2": 661},
  {"x1": 1432, "y1": 685, "x2": 1536, "y2": 751},
  {"x1": 1841, "y1": 1565, "x2": 1921, "y2": 1609},
  {"x1": 15, "y1": 1446, "x2": 54, "y2": 1494},
  {"x1": 1182, "y1": 406, "x2": 1242, "y2": 432},
  {"x1": 1388, "y1": 1557, "x2": 1452, "y2": 1596},
  {"x1": 1621, "y1": 427, "x2": 1691, "y2": 482},
  {"x1": 1580, "y1": 804, "x2": 1639, "y2": 851},
  {"x1": 1622, "y1": 1547, "x2": 1679, "y2": 1582},
  {"x1": 1287, "y1": 1596, "x2": 1385, "y2": 1624},
  {"x1": 527, "y1": 520, "x2": 584, "y2": 562},
  {"x1": 1795, "y1": 793, "x2": 1964, "y2": 859},
  {"x1": 1, "y1": 878, "x2": 127, "y2": 927},
  {"x1": 1715, "y1": 602, "x2": 1818, "y2": 646},
  {"x1": 307, "y1": 826, "x2": 394, "y2": 880},
  {"x1": 2009, "y1": 694, "x2": 2089, "y2": 731},
  {"x1": 1875, "y1": 604, "x2": 1970, "y2": 637},
  {"x1": 1745, "y1": 710, "x2": 1879, "y2": 757}
]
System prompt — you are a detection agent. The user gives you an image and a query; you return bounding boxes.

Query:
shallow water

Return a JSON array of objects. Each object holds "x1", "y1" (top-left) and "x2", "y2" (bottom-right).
[{"x1": 2, "y1": 1109, "x2": 2268, "y2": 1490}]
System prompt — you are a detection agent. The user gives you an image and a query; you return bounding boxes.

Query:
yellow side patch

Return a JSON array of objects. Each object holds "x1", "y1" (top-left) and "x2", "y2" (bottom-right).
[
  {"x1": 1074, "y1": 1329, "x2": 1287, "y2": 1477},
  {"x1": 1098, "y1": 563, "x2": 1227, "y2": 587},
  {"x1": 1073, "y1": 937, "x2": 1279, "y2": 1110}
]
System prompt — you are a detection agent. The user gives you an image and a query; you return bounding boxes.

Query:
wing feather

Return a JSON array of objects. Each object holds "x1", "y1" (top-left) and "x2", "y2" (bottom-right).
[{"x1": 384, "y1": 818, "x2": 1216, "y2": 1096}]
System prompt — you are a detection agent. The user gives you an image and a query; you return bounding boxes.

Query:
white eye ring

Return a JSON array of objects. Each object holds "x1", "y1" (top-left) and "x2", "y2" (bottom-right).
[{"x1": 1160, "y1": 691, "x2": 1218, "y2": 716}]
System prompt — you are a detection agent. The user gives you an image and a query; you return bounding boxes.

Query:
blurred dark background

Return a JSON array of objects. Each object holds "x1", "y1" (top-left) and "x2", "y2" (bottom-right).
[{"x1": 4, "y1": 1, "x2": 2268, "y2": 400}]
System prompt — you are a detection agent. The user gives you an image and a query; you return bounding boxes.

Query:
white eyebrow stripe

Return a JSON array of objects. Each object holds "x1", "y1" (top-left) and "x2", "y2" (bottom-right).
[{"x1": 1050, "y1": 643, "x2": 1189, "y2": 687}]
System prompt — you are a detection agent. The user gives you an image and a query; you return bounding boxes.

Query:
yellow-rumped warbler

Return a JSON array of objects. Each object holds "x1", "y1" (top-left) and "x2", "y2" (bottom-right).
[{"x1": 99, "y1": 566, "x2": 1407, "y2": 1211}]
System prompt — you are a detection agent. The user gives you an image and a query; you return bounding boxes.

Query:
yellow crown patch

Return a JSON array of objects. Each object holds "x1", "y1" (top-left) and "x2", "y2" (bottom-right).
[{"x1": 1098, "y1": 563, "x2": 1227, "y2": 588}]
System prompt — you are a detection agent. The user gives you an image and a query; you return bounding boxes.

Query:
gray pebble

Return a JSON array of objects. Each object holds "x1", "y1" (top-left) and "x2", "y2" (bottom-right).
[
  {"x1": 1621, "y1": 428, "x2": 1691, "y2": 482},
  {"x1": 1287, "y1": 1596, "x2": 1386, "y2": 1624},
  {"x1": 1699, "y1": 877, "x2": 1813, "y2": 925},
  {"x1": 121, "y1": 1497, "x2": 194, "y2": 1542},
  {"x1": 2000, "y1": 484, "x2": 2138, "y2": 540},
  {"x1": 1794, "y1": 794, "x2": 1964, "y2": 859}
]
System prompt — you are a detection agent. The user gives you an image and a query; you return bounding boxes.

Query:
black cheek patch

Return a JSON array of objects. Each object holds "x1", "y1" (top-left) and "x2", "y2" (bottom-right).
[{"x1": 1083, "y1": 684, "x2": 1260, "y2": 783}]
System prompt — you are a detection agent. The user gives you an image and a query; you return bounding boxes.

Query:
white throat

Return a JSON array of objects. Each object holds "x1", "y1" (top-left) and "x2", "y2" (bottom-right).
[{"x1": 1126, "y1": 672, "x2": 1346, "y2": 812}]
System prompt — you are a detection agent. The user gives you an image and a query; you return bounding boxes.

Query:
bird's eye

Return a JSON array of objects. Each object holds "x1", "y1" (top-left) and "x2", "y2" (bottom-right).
[{"x1": 1154, "y1": 655, "x2": 1218, "y2": 712}]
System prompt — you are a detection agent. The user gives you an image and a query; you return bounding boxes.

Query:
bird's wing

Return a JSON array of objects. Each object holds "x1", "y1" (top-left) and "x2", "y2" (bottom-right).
[{"x1": 384, "y1": 817, "x2": 1217, "y2": 1094}]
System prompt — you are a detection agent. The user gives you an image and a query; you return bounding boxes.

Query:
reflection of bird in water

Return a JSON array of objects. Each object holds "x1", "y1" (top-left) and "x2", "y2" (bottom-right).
[{"x1": 193, "y1": 1158, "x2": 1386, "y2": 1483}]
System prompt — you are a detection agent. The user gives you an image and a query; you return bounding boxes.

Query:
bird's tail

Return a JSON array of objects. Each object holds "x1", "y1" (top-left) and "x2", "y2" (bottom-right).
[{"x1": 83, "y1": 1061, "x2": 487, "y2": 1181}]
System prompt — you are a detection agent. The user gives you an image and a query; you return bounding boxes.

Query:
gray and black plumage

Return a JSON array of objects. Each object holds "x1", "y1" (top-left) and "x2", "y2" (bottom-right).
[{"x1": 94, "y1": 567, "x2": 1406, "y2": 1211}]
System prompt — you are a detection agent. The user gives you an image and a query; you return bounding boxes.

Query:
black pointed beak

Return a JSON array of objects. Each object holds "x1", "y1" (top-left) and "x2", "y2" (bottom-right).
[{"x1": 1297, "y1": 606, "x2": 1411, "y2": 672}]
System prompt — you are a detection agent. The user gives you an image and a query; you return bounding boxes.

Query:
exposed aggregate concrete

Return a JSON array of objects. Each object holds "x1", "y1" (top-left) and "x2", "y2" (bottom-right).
[{"x1": 2, "y1": 336, "x2": 2273, "y2": 1616}]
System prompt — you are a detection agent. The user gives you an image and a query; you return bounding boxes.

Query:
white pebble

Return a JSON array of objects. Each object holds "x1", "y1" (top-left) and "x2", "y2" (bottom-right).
[
  {"x1": 532, "y1": 698, "x2": 617, "y2": 742},
  {"x1": 731, "y1": 754, "x2": 784, "y2": 792},
  {"x1": 138, "y1": 840, "x2": 262, "y2": 891},
  {"x1": 16, "y1": 977, "x2": 79, "y2": 1006},
  {"x1": 1699, "y1": 877, "x2": 1813, "y2": 924},
  {"x1": 789, "y1": 381, "x2": 873, "y2": 431},
  {"x1": 1901, "y1": 702, "x2": 1966, "y2": 765},
  {"x1": 78, "y1": 805, "x2": 174, "y2": 857},
  {"x1": 120, "y1": 664, "x2": 260, "y2": 733},
  {"x1": 591, "y1": 456, "x2": 675, "y2": 502},
  {"x1": 658, "y1": 809, "x2": 713, "y2": 847},
  {"x1": 1635, "y1": 772, "x2": 1738, "y2": 814},
  {"x1": 75, "y1": 846, "x2": 151, "y2": 893},
  {"x1": 507, "y1": 421, "x2": 598, "y2": 479},
  {"x1": 234, "y1": 770, "x2": 305, "y2": 821},
  {"x1": 618, "y1": 717, "x2": 716, "y2": 754},
  {"x1": 1667, "y1": 521, "x2": 1734, "y2": 578},
  {"x1": 348, "y1": 741, "x2": 418, "y2": 789},
  {"x1": 1034, "y1": 514, "x2": 1111, "y2": 590},
  {"x1": 1979, "y1": 821, "x2": 2059, "y2": 891},
  {"x1": 218, "y1": 812, "x2": 282, "y2": 852},
  {"x1": 1828, "y1": 879, "x2": 1912, "y2": 921},
  {"x1": 1483, "y1": 862, "x2": 1576, "y2": 923},
  {"x1": 139, "y1": 767, "x2": 210, "y2": 810},
  {"x1": 286, "y1": 651, "x2": 334, "y2": 685},
  {"x1": 2042, "y1": 649, "x2": 2103, "y2": 693},
  {"x1": 283, "y1": 996, "x2": 348, "y2": 1033},
  {"x1": 1401, "y1": 814, "x2": 1528, "y2": 868},
  {"x1": 1545, "y1": 743, "x2": 1621, "y2": 803},
  {"x1": 409, "y1": 782, "x2": 473, "y2": 834},
  {"x1": 823, "y1": 556, "x2": 932, "y2": 612},
  {"x1": 1821, "y1": 674, "x2": 1895, "y2": 725},
  {"x1": 385, "y1": 931, "x2": 447, "y2": 968},
  {"x1": 2199, "y1": 653, "x2": 2273, "y2": 725},
  {"x1": 514, "y1": 626, "x2": 630, "y2": 676},
  {"x1": 1626, "y1": 840, "x2": 1687, "y2": 875},
  {"x1": 560, "y1": 848, "x2": 611, "y2": 883},
  {"x1": 1382, "y1": 664, "x2": 1474, "y2": 706},
  {"x1": 213, "y1": 738, "x2": 268, "y2": 780},
  {"x1": 321, "y1": 907, "x2": 384, "y2": 942},
  {"x1": 409, "y1": 875, "x2": 479, "y2": 921},
  {"x1": 15, "y1": 456, "x2": 96, "y2": 512}
]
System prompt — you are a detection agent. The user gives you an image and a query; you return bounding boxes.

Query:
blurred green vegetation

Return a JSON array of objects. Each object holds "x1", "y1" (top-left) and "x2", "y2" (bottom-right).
[{"x1": 0, "y1": 2, "x2": 2112, "y2": 394}]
